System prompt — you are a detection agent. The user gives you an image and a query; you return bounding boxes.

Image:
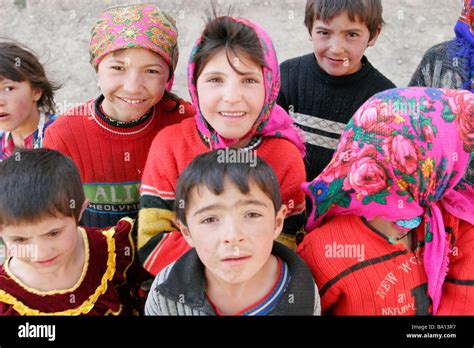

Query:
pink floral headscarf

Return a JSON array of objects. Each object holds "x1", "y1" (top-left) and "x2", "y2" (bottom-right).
[
  {"x1": 187, "y1": 16, "x2": 305, "y2": 156},
  {"x1": 89, "y1": 4, "x2": 179, "y2": 89},
  {"x1": 303, "y1": 87, "x2": 474, "y2": 314}
]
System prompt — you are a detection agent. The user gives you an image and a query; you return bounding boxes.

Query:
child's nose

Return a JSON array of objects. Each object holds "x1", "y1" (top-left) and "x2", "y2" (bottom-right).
[
  {"x1": 329, "y1": 37, "x2": 345, "y2": 54},
  {"x1": 223, "y1": 221, "x2": 245, "y2": 244},
  {"x1": 222, "y1": 80, "x2": 243, "y2": 104},
  {"x1": 123, "y1": 72, "x2": 143, "y2": 94}
]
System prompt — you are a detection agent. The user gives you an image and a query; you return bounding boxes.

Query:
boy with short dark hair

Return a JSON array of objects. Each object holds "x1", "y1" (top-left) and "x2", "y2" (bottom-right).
[
  {"x1": 0, "y1": 149, "x2": 149, "y2": 315},
  {"x1": 145, "y1": 150, "x2": 320, "y2": 316},
  {"x1": 278, "y1": 0, "x2": 396, "y2": 184}
]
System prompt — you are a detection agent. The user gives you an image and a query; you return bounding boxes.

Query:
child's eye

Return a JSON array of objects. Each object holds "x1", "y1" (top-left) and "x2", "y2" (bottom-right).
[
  {"x1": 146, "y1": 69, "x2": 161, "y2": 74},
  {"x1": 12, "y1": 237, "x2": 27, "y2": 243},
  {"x1": 245, "y1": 212, "x2": 263, "y2": 219},
  {"x1": 348, "y1": 32, "x2": 359, "y2": 38},
  {"x1": 3, "y1": 86, "x2": 14, "y2": 92},
  {"x1": 110, "y1": 66, "x2": 125, "y2": 71},
  {"x1": 47, "y1": 230, "x2": 61, "y2": 238},
  {"x1": 201, "y1": 217, "x2": 218, "y2": 224},
  {"x1": 316, "y1": 30, "x2": 329, "y2": 36},
  {"x1": 207, "y1": 77, "x2": 223, "y2": 83},
  {"x1": 243, "y1": 78, "x2": 258, "y2": 84}
]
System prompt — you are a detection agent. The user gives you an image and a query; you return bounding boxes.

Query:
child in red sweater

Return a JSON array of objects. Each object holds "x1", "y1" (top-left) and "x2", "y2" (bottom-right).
[
  {"x1": 298, "y1": 87, "x2": 474, "y2": 315},
  {"x1": 44, "y1": 4, "x2": 194, "y2": 229},
  {"x1": 138, "y1": 15, "x2": 307, "y2": 275}
]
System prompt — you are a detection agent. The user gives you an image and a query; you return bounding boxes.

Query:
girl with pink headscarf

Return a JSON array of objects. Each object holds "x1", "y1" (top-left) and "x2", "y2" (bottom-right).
[
  {"x1": 298, "y1": 87, "x2": 474, "y2": 315},
  {"x1": 138, "y1": 15, "x2": 307, "y2": 276}
]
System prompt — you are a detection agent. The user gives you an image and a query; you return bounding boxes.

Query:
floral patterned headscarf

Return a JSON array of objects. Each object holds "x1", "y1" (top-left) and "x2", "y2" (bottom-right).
[
  {"x1": 89, "y1": 4, "x2": 179, "y2": 89},
  {"x1": 187, "y1": 16, "x2": 305, "y2": 156},
  {"x1": 303, "y1": 87, "x2": 474, "y2": 314}
]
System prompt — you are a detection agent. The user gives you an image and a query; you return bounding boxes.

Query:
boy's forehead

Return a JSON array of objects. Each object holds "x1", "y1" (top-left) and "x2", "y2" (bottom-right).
[
  {"x1": 314, "y1": 11, "x2": 366, "y2": 27},
  {"x1": 0, "y1": 214, "x2": 74, "y2": 237},
  {"x1": 187, "y1": 178, "x2": 271, "y2": 210}
]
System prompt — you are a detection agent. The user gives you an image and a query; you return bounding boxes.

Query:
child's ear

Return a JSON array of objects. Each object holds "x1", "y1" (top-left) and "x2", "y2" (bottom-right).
[
  {"x1": 77, "y1": 199, "x2": 90, "y2": 222},
  {"x1": 32, "y1": 88, "x2": 42, "y2": 104},
  {"x1": 367, "y1": 26, "x2": 382, "y2": 47},
  {"x1": 273, "y1": 204, "x2": 288, "y2": 240},
  {"x1": 176, "y1": 220, "x2": 195, "y2": 248}
]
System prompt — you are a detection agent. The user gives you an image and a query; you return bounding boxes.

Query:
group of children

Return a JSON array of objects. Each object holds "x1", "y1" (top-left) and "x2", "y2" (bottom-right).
[{"x1": 0, "y1": 0, "x2": 472, "y2": 316}]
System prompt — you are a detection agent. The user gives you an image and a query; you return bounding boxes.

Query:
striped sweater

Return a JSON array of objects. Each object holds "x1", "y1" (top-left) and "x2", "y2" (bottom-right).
[
  {"x1": 145, "y1": 242, "x2": 320, "y2": 316},
  {"x1": 138, "y1": 117, "x2": 307, "y2": 275},
  {"x1": 297, "y1": 209, "x2": 474, "y2": 315},
  {"x1": 278, "y1": 54, "x2": 395, "y2": 183}
]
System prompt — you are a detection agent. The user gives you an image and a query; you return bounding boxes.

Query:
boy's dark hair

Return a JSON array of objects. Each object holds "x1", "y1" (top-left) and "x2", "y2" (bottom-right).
[
  {"x1": 0, "y1": 40, "x2": 61, "y2": 115},
  {"x1": 0, "y1": 149, "x2": 85, "y2": 227},
  {"x1": 192, "y1": 14, "x2": 267, "y2": 82},
  {"x1": 174, "y1": 149, "x2": 281, "y2": 227},
  {"x1": 304, "y1": 0, "x2": 384, "y2": 40}
]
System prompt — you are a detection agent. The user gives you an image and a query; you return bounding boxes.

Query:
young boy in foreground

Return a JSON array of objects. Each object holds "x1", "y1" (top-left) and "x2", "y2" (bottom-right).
[{"x1": 145, "y1": 150, "x2": 320, "y2": 316}]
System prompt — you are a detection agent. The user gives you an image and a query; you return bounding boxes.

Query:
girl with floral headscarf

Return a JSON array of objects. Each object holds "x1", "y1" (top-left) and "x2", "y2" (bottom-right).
[
  {"x1": 44, "y1": 4, "x2": 194, "y2": 229},
  {"x1": 138, "y1": 15, "x2": 306, "y2": 276},
  {"x1": 298, "y1": 87, "x2": 474, "y2": 315}
]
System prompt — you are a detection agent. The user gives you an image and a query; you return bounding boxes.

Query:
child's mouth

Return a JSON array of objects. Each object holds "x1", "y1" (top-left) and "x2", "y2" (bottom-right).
[
  {"x1": 327, "y1": 57, "x2": 346, "y2": 64},
  {"x1": 118, "y1": 97, "x2": 146, "y2": 105},
  {"x1": 0, "y1": 112, "x2": 10, "y2": 119},
  {"x1": 222, "y1": 256, "x2": 251, "y2": 263},
  {"x1": 35, "y1": 255, "x2": 59, "y2": 266},
  {"x1": 219, "y1": 111, "x2": 246, "y2": 118}
]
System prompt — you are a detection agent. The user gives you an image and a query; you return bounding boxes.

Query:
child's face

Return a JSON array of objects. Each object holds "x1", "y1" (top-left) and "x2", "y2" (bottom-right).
[
  {"x1": 97, "y1": 48, "x2": 169, "y2": 122},
  {"x1": 310, "y1": 11, "x2": 379, "y2": 76},
  {"x1": 180, "y1": 177, "x2": 286, "y2": 285},
  {"x1": 196, "y1": 49, "x2": 265, "y2": 143},
  {"x1": 0, "y1": 78, "x2": 42, "y2": 132},
  {"x1": 0, "y1": 215, "x2": 80, "y2": 274}
]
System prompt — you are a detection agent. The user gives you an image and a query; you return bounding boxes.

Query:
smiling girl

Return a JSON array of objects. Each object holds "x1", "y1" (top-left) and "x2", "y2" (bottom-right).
[
  {"x1": 0, "y1": 41, "x2": 60, "y2": 161},
  {"x1": 44, "y1": 4, "x2": 194, "y2": 229},
  {"x1": 138, "y1": 15, "x2": 307, "y2": 276}
]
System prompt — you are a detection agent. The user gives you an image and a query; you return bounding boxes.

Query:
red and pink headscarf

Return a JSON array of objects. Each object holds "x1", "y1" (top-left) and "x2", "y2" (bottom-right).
[
  {"x1": 89, "y1": 3, "x2": 179, "y2": 89},
  {"x1": 303, "y1": 87, "x2": 474, "y2": 314},
  {"x1": 187, "y1": 16, "x2": 305, "y2": 156}
]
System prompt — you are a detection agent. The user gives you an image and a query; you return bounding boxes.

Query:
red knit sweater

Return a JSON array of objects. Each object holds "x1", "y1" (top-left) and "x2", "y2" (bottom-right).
[
  {"x1": 138, "y1": 117, "x2": 306, "y2": 275},
  {"x1": 297, "y1": 209, "x2": 474, "y2": 315},
  {"x1": 44, "y1": 96, "x2": 193, "y2": 228}
]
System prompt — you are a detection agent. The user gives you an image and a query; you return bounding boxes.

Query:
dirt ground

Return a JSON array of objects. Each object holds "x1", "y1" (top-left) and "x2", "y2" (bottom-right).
[{"x1": 0, "y1": 0, "x2": 463, "y2": 114}]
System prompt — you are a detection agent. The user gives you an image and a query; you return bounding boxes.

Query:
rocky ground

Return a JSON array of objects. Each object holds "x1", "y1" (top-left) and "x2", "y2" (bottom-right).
[{"x1": 0, "y1": 0, "x2": 463, "y2": 114}]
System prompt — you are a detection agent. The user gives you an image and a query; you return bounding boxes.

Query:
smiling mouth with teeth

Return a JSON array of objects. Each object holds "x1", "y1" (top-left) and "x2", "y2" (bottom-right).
[
  {"x1": 219, "y1": 111, "x2": 246, "y2": 117},
  {"x1": 119, "y1": 97, "x2": 146, "y2": 105}
]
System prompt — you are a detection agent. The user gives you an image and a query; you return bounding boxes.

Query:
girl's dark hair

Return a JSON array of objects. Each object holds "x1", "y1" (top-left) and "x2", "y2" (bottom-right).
[
  {"x1": 0, "y1": 40, "x2": 61, "y2": 115},
  {"x1": 174, "y1": 149, "x2": 282, "y2": 227},
  {"x1": 0, "y1": 149, "x2": 86, "y2": 227},
  {"x1": 192, "y1": 15, "x2": 267, "y2": 82}
]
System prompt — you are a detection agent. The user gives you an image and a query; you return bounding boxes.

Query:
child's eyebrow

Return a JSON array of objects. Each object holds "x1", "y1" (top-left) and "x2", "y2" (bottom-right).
[
  {"x1": 109, "y1": 59, "x2": 165, "y2": 69},
  {"x1": 314, "y1": 26, "x2": 363, "y2": 33},
  {"x1": 192, "y1": 203, "x2": 223, "y2": 216},
  {"x1": 235, "y1": 199, "x2": 269, "y2": 208},
  {"x1": 192, "y1": 199, "x2": 268, "y2": 216},
  {"x1": 201, "y1": 71, "x2": 261, "y2": 78}
]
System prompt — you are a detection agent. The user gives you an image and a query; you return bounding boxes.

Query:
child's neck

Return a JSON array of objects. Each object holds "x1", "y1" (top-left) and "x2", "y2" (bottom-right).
[
  {"x1": 11, "y1": 108, "x2": 41, "y2": 148},
  {"x1": 232, "y1": 136, "x2": 253, "y2": 149},
  {"x1": 9, "y1": 228, "x2": 85, "y2": 292},
  {"x1": 205, "y1": 254, "x2": 279, "y2": 315}
]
